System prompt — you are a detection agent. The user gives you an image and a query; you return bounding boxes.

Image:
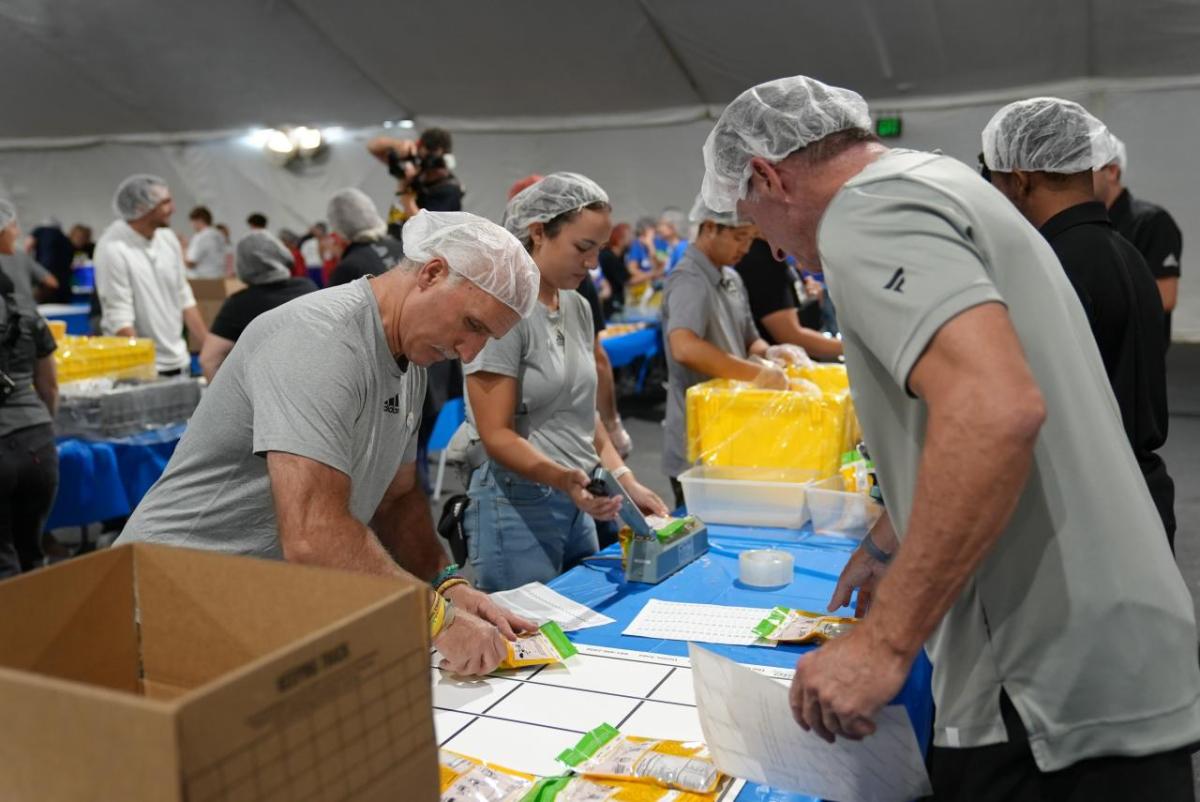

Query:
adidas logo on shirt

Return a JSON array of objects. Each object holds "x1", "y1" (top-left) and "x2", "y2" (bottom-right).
[
  {"x1": 1164, "y1": 253, "x2": 1180, "y2": 269},
  {"x1": 383, "y1": 394, "x2": 400, "y2": 414}
]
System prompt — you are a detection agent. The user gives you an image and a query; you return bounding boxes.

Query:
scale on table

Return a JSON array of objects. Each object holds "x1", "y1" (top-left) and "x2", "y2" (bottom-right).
[{"x1": 590, "y1": 469, "x2": 709, "y2": 584}]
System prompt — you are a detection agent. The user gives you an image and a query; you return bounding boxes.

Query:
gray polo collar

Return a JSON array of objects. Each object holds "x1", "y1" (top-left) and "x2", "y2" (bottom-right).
[{"x1": 680, "y1": 244, "x2": 724, "y2": 286}]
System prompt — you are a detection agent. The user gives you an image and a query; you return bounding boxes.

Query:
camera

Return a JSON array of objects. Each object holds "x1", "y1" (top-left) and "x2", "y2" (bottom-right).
[{"x1": 386, "y1": 148, "x2": 455, "y2": 182}]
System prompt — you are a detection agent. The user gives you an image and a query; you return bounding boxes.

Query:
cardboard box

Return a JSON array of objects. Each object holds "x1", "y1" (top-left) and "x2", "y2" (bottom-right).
[
  {"x1": 188, "y1": 277, "x2": 245, "y2": 352},
  {"x1": 0, "y1": 544, "x2": 438, "y2": 802}
]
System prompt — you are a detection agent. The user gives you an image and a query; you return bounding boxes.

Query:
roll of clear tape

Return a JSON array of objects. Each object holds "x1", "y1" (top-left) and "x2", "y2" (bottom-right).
[{"x1": 739, "y1": 549, "x2": 794, "y2": 588}]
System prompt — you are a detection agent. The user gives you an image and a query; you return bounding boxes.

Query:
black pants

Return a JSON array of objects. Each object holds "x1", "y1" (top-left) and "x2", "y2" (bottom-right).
[
  {"x1": 0, "y1": 423, "x2": 59, "y2": 578},
  {"x1": 922, "y1": 691, "x2": 1195, "y2": 802},
  {"x1": 669, "y1": 477, "x2": 685, "y2": 511},
  {"x1": 1143, "y1": 459, "x2": 1177, "y2": 551}
]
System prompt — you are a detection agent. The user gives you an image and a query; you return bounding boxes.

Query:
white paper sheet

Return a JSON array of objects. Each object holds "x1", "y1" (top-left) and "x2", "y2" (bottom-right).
[
  {"x1": 689, "y1": 644, "x2": 931, "y2": 802},
  {"x1": 488, "y1": 582, "x2": 615, "y2": 631},
  {"x1": 622, "y1": 599, "x2": 775, "y2": 646}
]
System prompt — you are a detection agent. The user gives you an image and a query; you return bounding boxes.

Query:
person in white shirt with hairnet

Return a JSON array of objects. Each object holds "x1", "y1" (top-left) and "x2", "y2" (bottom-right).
[
  {"x1": 118, "y1": 210, "x2": 544, "y2": 676},
  {"x1": 701, "y1": 75, "x2": 1200, "y2": 801},
  {"x1": 94, "y1": 174, "x2": 208, "y2": 375}
]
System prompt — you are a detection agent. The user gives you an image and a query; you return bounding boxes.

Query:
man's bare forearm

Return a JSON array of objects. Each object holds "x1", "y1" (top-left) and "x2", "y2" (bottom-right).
[
  {"x1": 372, "y1": 483, "x2": 450, "y2": 581},
  {"x1": 863, "y1": 398, "x2": 1042, "y2": 662}
]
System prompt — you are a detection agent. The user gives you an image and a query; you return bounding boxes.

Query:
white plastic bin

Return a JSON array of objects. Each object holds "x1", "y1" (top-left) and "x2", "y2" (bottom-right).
[
  {"x1": 806, "y1": 476, "x2": 884, "y2": 541},
  {"x1": 678, "y1": 466, "x2": 819, "y2": 529}
]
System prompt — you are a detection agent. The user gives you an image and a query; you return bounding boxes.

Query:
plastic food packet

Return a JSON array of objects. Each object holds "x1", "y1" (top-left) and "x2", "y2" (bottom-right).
[
  {"x1": 499, "y1": 621, "x2": 578, "y2": 670},
  {"x1": 839, "y1": 447, "x2": 877, "y2": 495},
  {"x1": 752, "y1": 606, "x2": 857, "y2": 644},
  {"x1": 556, "y1": 724, "x2": 722, "y2": 794},
  {"x1": 526, "y1": 775, "x2": 721, "y2": 801},
  {"x1": 438, "y1": 750, "x2": 536, "y2": 802}
]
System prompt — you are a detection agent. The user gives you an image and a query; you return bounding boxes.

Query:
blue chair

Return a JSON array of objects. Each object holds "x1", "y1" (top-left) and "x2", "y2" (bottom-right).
[{"x1": 426, "y1": 397, "x2": 466, "y2": 500}]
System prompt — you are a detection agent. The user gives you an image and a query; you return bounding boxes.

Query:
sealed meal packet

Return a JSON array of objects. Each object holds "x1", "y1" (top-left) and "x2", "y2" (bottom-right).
[
  {"x1": 556, "y1": 724, "x2": 722, "y2": 795},
  {"x1": 752, "y1": 606, "x2": 857, "y2": 644},
  {"x1": 439, "y1": 750, "x2": 536, "y2": 802},
  {"x1": 500, "y1": 621, "x2": 578, "y2": 669},
  {"x1": 526, "y1": 775, "x2": 720, "y2": 801}
]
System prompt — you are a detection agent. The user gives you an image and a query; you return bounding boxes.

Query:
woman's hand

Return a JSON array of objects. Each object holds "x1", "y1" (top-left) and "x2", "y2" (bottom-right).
[
  {"x1": 620, "y1": 476, "x2": 669, "y2": 517},
  {"x1": 559, "y1": 468, "x2": 623, "y2": 521}
]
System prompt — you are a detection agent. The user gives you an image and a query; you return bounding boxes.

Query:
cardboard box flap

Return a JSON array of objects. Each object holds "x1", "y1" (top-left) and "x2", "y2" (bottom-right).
[
  {"x1": 174, "y1": 598, "x2": 437, "y2": 802},
  {"x1": 0, "y1": 547, "x2": 139, "y2": 693},
  {"x1": 132, "y1": 544, "x2": 423, "y2": 693},
  {"x1": 0, "y1": 670, "x2": 179, "y2": 801}
]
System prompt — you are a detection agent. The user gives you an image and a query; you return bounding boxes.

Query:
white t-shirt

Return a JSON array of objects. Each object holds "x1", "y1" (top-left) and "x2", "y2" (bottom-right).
[
  {"x1": 94, "y1": 220, "x2": 197, "y2": 372},
  {"x1": 300, "y1": 238, "x2": 322, "y2": 269},
  {"x1": 185, "y1": 226, "x2": 227, "y2": 279}
]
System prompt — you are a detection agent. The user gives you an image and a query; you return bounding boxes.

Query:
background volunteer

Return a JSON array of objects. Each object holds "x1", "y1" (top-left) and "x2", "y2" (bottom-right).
[{"x1": 461, "y1": 172, "x2": 667, "y2": 593}]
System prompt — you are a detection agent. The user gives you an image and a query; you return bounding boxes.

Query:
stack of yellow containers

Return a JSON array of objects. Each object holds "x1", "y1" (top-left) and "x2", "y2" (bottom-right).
[
  {"x1": 685, "y1": 363, "x2": 860, "y2": 479},
  {"x1": 50, "y1": 328, "x2": 157, "y2": 384}
]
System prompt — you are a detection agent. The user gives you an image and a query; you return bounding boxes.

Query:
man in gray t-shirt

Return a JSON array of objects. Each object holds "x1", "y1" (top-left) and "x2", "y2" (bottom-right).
[
  {"x1": 661, "y1": 198, "x2": 792, "y2": 506},
  {"x1": 702, "y1": 76, "x2": 1200, "y2": 798},
  {"x1": 118, "y1": 210, "x2": 545, "y2": 677}
]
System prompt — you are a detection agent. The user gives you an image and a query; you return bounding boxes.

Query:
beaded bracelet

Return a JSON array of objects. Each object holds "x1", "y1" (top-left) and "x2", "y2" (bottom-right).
[{"x1": 432, "y1": 563, "x2": 462, "y2": 589}]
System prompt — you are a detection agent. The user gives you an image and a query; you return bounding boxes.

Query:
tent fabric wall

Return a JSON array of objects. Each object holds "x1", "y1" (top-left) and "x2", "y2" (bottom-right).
[{"x1": 0, "y1": 82, "x2": 1196, "y2": 340}]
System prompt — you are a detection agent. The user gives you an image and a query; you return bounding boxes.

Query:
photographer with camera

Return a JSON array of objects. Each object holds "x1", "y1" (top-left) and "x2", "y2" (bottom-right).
[
  {"x1": 0, "y1": 201, "x2": 59, "y2": 579},
  {"x1": 368, "y1": 128, "x2": 464, "y2": 237}
]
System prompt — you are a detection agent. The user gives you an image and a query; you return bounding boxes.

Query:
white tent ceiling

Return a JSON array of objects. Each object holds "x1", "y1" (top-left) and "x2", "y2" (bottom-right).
[{"x1": 2, "y1": 0, "x2": 1200, "y2": 139}]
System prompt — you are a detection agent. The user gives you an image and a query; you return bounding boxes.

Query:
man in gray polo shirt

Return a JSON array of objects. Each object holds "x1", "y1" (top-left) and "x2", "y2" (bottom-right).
[
  {"x1": 661, "y1": 194, "x2": 797, "y2": 507},
  {"x1": 703, "y1": 76, "x2": 1200, "y2": 799},
  {"x1": 118, "y1": 211, "x2": 543, "y2": 677}
]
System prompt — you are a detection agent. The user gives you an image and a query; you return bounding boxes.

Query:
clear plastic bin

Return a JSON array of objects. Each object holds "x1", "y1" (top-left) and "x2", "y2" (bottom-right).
[
  {"x1": 806, "y1": 476, "x2": 884, "y2": 541},
  {"x1": 678, "y1": 465, "x2": 820, "y2": 529}
]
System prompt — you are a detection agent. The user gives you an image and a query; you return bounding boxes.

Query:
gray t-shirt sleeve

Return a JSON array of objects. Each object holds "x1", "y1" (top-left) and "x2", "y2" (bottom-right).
[
  {"x1": 664, "y1": 271, "x2": 713, "y2": 337},
  {"x1": 464, "y1": 318, "x2": 527, "y2": 379},
  {"x1": 248, "y1": 330, "x2": 365, "y2": 475},
  {"x1": 819, "y1": 182, "x2": 1004, "y2": 391}
]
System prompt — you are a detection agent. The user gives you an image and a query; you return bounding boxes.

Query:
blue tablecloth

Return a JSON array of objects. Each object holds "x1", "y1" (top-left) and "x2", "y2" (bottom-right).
[
  {"x1": 547, "y1": 524, "x2": 933, "y2": 802},
  {"x1": 47, "y1": 423, "x2": 186, "y2": 529},
  {"x1": 37, "y1": 303, "x2": 91, "y2": 335},
  {"x1": 600, "y1": 326, "x2": 660, "y2": 369}
]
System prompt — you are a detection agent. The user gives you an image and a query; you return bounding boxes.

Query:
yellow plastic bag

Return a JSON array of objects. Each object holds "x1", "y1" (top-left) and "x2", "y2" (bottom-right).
[
  {"x1": 498, "y1": 621, "x2": 578, "y2": 670},
  {"x1": 527, "y1": 775, "x2": 722, "y2": 801},
  {"x1": 753, "y1": 607, "x2": 857, "y2": 644},
  {"x1": 556, "y1": 724, "x2": 721, "y2": 795},
  {"x1": 438, "y1": 750, "x2": 536, "y2": 802}
]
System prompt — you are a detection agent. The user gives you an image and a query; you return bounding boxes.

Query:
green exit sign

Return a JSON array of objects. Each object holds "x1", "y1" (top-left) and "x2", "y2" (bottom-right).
[{"x1": 875, "y1": 115, "x2": 903, "y2": 138}]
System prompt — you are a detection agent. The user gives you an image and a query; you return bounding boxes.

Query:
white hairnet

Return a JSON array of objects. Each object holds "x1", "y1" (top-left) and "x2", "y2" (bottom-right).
[
  {"x1": 981, "y1": 97, "x2": 1119, "y2": 174},
  {"x1": 235, "y1": 231, "x2": 293, "y2": 285},
  {"x1": 701, "y1": 76, "x2": 872, "y2": 213},
  {"x1": 1098, "y1": 130, "x2": 1127, "y2": 173},
  {"x1": 0, "y1": 199, "x2": 16, "y2": 230},
  {"x1": 502, "y1": 172, "x2": 609, "y2": 240},
  {"x1": 327, "y1": 188, "x2": 386, "y2": 241},
  {"x1": 688, "y1": 193, "x2": 746, "y2": 227},
  {"x1": 403, "y1": 210, "x2": 540, "y2": 318},
  {"x1": 113, "y1": 174, "x2": 170, "y2": 220}
]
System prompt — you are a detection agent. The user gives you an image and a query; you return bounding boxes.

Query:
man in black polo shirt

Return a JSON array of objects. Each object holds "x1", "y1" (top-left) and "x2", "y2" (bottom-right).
[
  {"x1": 1093, "y1": 133, "x2": 1182, "y2": 347},
  {"x1": 733, "y1": 237, "x2": 843, "y2": 360},
  {"x1": 983, "y1": 98, "x2": 1175, "y2": 548}
]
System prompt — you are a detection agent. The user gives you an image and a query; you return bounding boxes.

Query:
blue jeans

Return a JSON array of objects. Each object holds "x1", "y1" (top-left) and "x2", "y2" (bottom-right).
[{"x1": 464, "y1": 460, "x2": 599, "y2": 592}]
